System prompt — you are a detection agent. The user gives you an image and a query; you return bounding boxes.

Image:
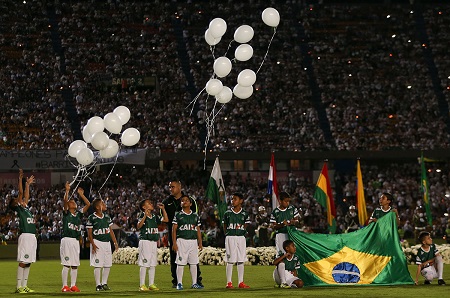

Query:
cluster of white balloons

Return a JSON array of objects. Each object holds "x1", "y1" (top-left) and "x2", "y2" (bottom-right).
[
  {"x1": 204, "y1": 7, "x2": 280, "y2": 103},
  {"x1": 68, "y1": 106, "x2": 141, "y2": 166}
]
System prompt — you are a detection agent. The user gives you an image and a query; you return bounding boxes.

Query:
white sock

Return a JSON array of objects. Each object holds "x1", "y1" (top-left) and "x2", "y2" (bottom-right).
[
  {"x1": 102, "y1": 267, "x2": 110, "y2": 285},
  {"x1": 94, "y1": 267, "x2": 101, "y2": 286},
  {"x1": 70, "y1": 268, "x2": 78, "y2": 287},
  {"x1": 190, "y1": 264, "x2": 197, "y2": 286},
  {"x1": 237, "y1": 262, "x2": 244, "y2": 284},
  {"x1": 226, "y1": 263, "x2": 233, "y2": 283},
  {"x1": 277, "y1": 262, "x2": 287, "y2": 284},
  {"x1": 22, "y1": 266, "x2": 30, "y2": 287},
  {"x1": 62, "y1": 266, "x2": 69, "y2": 287},
  {"x1": 176, "y1": 265, "x2": 184, "y2": 285},
  {"x1": 17, "y1": 266, "x2": 24, "y2": 289},
  {"x1": 436, "y1": 255, "x2": 444, "y2": 279},
  {"x1": 139, "y1": 267, "x2": 147, "y2": 286},
  {"x1": 148, "y1": 266, "x2": 156, "y2": 285}
]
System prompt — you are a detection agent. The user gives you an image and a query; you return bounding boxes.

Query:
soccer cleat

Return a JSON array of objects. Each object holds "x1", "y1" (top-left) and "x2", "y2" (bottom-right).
[
  {"x1": 197, "y1": 281, "x2": 204, "y2": 288},
  {"x1": 438, "y1": 279, "x2": 446, "y2": 286},
  {"x1": 280, "y1": 283, "x2": 291, "y2": 289},
  {"x1": 172, "y1": 283, "x2": 177, "y2": 288},
  {"x1": 176, "y1": 283, "x2": 183, "y2": 290},
  {"x1": 424, "y1": 280, "x2": 431, "y2": 285},
  {"x1": 61, "y1": 285, "x2": 71, "y2": 292},
  {"x1": 70, "y1": 285, "x2": 80, "y2": 292},
  {"x1": 226, "y1": 282, "x2": 234, "y2": 289},
  {"x1": 102, "y1": 284, "x2": 111, "y2": 291},
  {"x1": 274, "y1": 284, "x2": 280, "y2": 288},
  {"x1": 238, "y1": 282, "x2": 250, "y2": 288},
  {"x1": 139, "y1": 285, "x2": 149, "y2": 291},
  {"x1": 96, "y1": 285, "x2": 104, "y2": 291},
  {"x1": 191, "y1": 283, "x2": 204, "y2": 289},
  {"x1": 148, "y1": 284, "x2": 159, "y2": 291},
  {"x1": 15, "y1": 287, "x2": 25, "y2": 294},
  {"x1": 22, "y1": 286, "x2": 35, "y2": 293}
]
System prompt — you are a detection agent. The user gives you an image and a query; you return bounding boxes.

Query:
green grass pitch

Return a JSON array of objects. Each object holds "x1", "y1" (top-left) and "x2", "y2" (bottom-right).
[{"x1": 0, "y1": 259, "x2": 448, "y2": 297}]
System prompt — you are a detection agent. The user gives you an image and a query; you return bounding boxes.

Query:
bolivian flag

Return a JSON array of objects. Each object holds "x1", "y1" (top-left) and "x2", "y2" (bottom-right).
[
  {"x1": 288, "y1": 212, "x2": 413, "y2": 286},
  {"x1": 314, "y1": 162, "x2": 336, "y2": 233}
]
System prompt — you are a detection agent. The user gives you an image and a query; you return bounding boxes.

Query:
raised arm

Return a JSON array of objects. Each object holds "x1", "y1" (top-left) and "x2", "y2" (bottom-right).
[
  {"x1": 77, "y1": 187, "x2": 91, "y2": 213},
  {"x1": 63, "y1": 181, "x2": 70, "y2": 211},
  {"x1": 157, "y1": 203, "x2": 169, "y2": 223},
  {"x1": 23, "y1": 175, "x2": 35, "y2": 206},
  {"x1": 17, "y1": 169, "x2": 24, "y2": 205}
]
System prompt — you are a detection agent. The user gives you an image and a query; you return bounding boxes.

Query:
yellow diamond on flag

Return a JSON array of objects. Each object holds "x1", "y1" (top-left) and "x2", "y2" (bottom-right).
[{"x1": 304, "y1": 246, "x2": 391, "y2": 284}]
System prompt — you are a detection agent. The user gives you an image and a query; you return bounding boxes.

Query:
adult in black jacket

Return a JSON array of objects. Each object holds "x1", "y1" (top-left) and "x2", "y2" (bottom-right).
[{"x1": 162, "y1": 180, "x2": 203, "y2": 288}]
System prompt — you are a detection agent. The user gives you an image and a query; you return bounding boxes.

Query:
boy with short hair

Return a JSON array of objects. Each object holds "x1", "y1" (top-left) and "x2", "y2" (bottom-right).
[
  {"x1": 60, "y1": 182, "x2": 90, "y2": 292},
  {"x1": 273, "y1": 240, "x2": 304, "y2": 289},
  {"x1": 415, "y1": 231, "x2": 446, "y2": 286},
  {"x1": 222, "y1": 193, "x2": 251, "y2": 289},
  {"x1": 137, "y1": 198, "x2": 169, "y2": 291},
  {"x1": 270, "y1": 192, "x2": 300, "y2": 256},
  {"x1": 368, "y1": 192, "x2": 400, "y2": 225},
  {"x1": 86, "y1": 198, "x2": 119, "y2": 291},
  {"x1": 9, "y1": 169, "x2": 36, "y2": 293},
  {"x1": 172, "y1": 195, "x2": 203, "y2": 290}
]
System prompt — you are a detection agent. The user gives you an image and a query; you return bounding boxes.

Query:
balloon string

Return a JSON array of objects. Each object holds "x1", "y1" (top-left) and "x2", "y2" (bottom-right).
[
  {"x1": 223, "y1": 40, "x2": 234, "y2": 57},
  {"x1": 256, "y1": 27, "x2": 277, "y2": 74},
  {"x1": 185, "y1": 86, "x2": 206, "y2": 116},
  {"x1": 97, "y1": 147, "x2": 120, "y2": 192}
]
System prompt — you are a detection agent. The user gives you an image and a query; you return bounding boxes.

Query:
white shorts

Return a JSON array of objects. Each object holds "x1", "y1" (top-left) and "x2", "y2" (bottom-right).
[
  {"x1": 90, "y1": 239, "x2": 112, "y2": 267},
  {"x1": 421, "y1": 266, "x2": 438, "y2": 281},
  {"x1": 224, "y1": 236, "x2": 247, "y2": 263},
  {"x1": 17, "y1": 233, "x2": 37, "y2": 264},
  {"x1": 273, "y1": 267, "x2": 299, "y2": 287},
  {"x1": 175, "y1": 238, "x2": 199, "y2": 266},
  {"x1": 138, "y1": 240, "x2": 158, "y2": 267},
  {"x1": 275, "y1": 233, "x2": 289, "y2": 255},
  {"x1": 60, "y1": 237, "x2": 80, "y2": 266}
]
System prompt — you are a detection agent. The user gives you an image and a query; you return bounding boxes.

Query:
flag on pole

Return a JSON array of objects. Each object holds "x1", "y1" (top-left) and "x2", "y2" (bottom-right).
[
  {"x1": 267, "y1": 152, "x2": 279, "y2": 210},
  {"x1": 288, "y1": 212, "x2": 414, "y2": 286},
  {"x1": 356, "y1": 159, "x2": 368, "y2": 226},
  {"x1": 314, "y1": 162, "x2": 336, "y2": 233},
  {"x1": 205, "y1": 157, "x2": 227, "y2": 221},
  {"x1": 420, "y1": 153, "x2": 433, "y2": 226}
]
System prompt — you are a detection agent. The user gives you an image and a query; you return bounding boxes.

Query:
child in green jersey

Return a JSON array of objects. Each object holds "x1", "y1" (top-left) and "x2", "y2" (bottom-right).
[
  {"x1": 368, "y1": 193, "x2": 400, "y2": 225},
  {"x1": 137, "y1": 199, "x2": 168, "y2": 291},
  {"x1": 9, "y1": 169, "x2": 36, "y2": 293},
  {"x1": 60, "y1": 182, "x2": 90, "y2": 292},
  {"x1": 222, "y1": 193, "x2": 251, "y2": 289},
  {"x1": 273, "y1": 240, "x2": 304, "y2": 289},
  {"x1": 86, "y1": 198, "x2": 119, "y2": 291},
  {"x1": 415, "y1": 232, "x2": 446, "y2": 286},
  {"x1": 172, "y1": 196, "x2": 203, "y2": 290}
]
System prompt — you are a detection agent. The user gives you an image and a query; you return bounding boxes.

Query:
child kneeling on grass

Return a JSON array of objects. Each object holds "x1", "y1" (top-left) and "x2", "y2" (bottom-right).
[
  {"x1": 415, "y1": 231, "x2": 446, "y2": 286},
  {"x1": 273, "y1": 240, "x2": 304, "y2": 289}
]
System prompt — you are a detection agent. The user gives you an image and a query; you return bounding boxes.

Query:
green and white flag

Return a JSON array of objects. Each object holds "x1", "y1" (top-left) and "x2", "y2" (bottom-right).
[{"x1": 205, "y1": 157, "x2": 227, "y2": 221}]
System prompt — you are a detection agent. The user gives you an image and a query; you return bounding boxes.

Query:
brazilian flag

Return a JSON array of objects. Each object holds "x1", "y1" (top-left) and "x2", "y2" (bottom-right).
[{"x1": 289, "y1": 212, "x2": 413, "y2": 286}]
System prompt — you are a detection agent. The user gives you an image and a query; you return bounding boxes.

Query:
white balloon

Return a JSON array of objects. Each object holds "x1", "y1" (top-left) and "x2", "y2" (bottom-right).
[
  {"x1": 215, "y1": 86, "x2": 232, "y2": 104},
  {"x1": 99, "y1": 139, "x2": 119, "y2": 159},
  {"x1": 104, "y1": 112, "x2": 123, "y2": 134},
  {"x1": 213, "y1": 57, "x2": 232, "y2": 78},
  {"x1": 82, "y1": 125, "x2": 93, "y2": 143},
  {"x1": 262, "y1": 7, "x2": 280, "y2": 27},
  {"x1": 205, "y1": 79, "x2": 224, "y2": 96},
  {"x1": 204, "y1": 29, "x2": 221, "y2": 46},
  {"x1": 235, "y1": 44, "x2": 253, "y2": 62},
  {"x1": 91, "y1": 131, "x2": 109, "y2": 150},
  {"x1": 68, "y1": 140, "x2": 87, "y2": 158},
  {"x1": 209, "y1": 18, "x2": 227, "y2": 38},
  {"x1": 121, "y1": 128, "x2": 140, "y2": 146},
  {"x1": 76, "y1": 147, "x2": 94, "y2": 166},
  {"x1": 113, "y1": 106, "x2": 131, "y2": 125},
  {"x1": 86, "y1": 116, "x2": 104, "y2": 134},
  {"x1": 237, "y1": 69, "x2": 256, "y2": 87},
  {"x1": 234, "y1": 25, "x2": 254, "y2": 43},
  {"x1": 233, "y1": 84, "x2": 254, "y2": 99}
]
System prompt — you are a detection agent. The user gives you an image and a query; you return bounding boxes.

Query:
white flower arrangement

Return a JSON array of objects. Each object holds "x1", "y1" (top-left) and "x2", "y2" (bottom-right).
[
  {"x1": 113, "y1": 246, "x2": 277, "y2": 265},
  {"x1": 402, "y1": 242, "x2": 450, "y2": 265}
]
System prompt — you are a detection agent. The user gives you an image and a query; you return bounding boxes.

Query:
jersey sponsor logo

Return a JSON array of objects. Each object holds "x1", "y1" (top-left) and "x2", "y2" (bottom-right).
[
  {"x1": 179, "y1": 224, "x2": 196, "y2": 231},
  {"x1": 93, "y1": 227, "x2": 110, "y2": 235},
  {"x1": 68, "y1": 223, "x2": 81, "y2": 231},
  {"x1": 145, "y1": 227, "x2": 159, "y2": 234},
  {"x1": 227, "y1": 223, "x2": 245, "y2": 230},
  {"x1": 26, "y1": 218, "x2": 35, "y2": 224}
]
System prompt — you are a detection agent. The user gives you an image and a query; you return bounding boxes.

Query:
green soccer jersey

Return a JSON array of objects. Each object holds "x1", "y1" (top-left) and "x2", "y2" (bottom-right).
[
  {"x1": 138, "y1": 212, "x2": 161, "y2": 241},
  {"x1": 222, "y1": 208, "x2": 250, "y2": 236},
  {"x1": 86, "y1": 213, "x2": 112, "y2": 242},
  {"x1": 277, "y1": 254, "x2": 301, "y2": 272},
  {"x1": 270, "y1": 205, "x2": 299, "y2": 234},
  {"x1": 62, "y1": 210, "x2": 83, "y2": 240},
  {"x1": 370, "y1": 207, "x2": 391, "y2": 220},
  {"x1": 173, "y1": 210, "x2": 200, "y2": 240},
  {"x1": 415, "y1": 244, "x2": 439, "y2": 266},
  {"x1": 12, "y1": 205, "x2": 36, "y2": 234}
]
